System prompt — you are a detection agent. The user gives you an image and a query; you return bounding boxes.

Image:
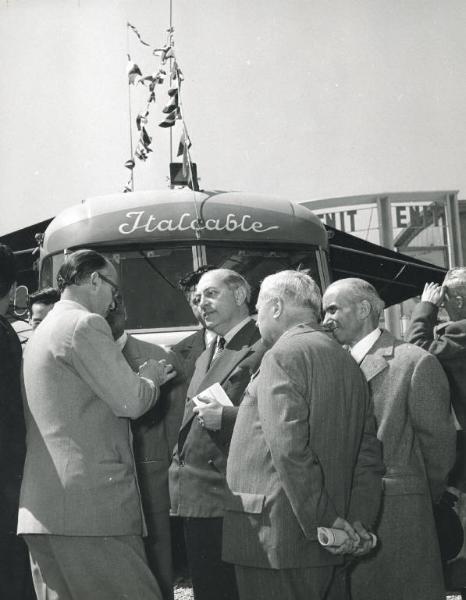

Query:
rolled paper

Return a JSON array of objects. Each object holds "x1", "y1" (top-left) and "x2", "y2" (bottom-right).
[
  {"x1": 317, "y1": 527, "x2": 348, "y2": 547},
  {"x1": 317, "y1": 527, "x2": 378, "y2": 549}
]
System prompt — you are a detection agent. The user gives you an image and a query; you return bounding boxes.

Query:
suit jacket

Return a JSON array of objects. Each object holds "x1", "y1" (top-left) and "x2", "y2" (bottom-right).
[
  {"x1": 0, "y1": 316, "x2": 26, "y2": 534},
  {"x1": 408, "y1": 300, "x2": 466, "y2": 428},
  {"x1": 169, "y1": 319, "x2": 266, "y2": 518},
  {"x1": 351, "y1": 330, "x2": 456, "y2": 600},
  {"x1": 123, "y1": 334, "x2": 186, "y2": 515},
  {"x1": 18, "y1": 299, "x2": 156, "y2": 537},
  {"x1": 172, "y1": 328, "x2": 206, "y2": 387},
  {"x1": 222, "y1": 323, "x2": 384, "y2": 569}
]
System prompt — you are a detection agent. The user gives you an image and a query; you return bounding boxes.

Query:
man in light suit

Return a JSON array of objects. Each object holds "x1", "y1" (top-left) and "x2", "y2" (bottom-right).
[
  {"x1": 169, "y1": 268, "x2": 266, "y2": 600},
  {"x1": 223, "y1": 270, "x2": 384, "y2": 600},
  {"x1": 323, "y1": 277, "x2": 456, "y2": 600},
  {"x1": 18, "y1": 249, "x2": 175, "y2": 600}
]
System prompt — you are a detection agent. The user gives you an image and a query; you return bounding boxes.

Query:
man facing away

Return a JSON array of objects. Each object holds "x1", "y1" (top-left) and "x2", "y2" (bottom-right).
[
  {"x1": 223, "y1": 270, "x2": 384, "y2": 600},
  {"x1": 18, "y1": 249, "x2": 175, "y2": 600},
  {"x1": 169, "y1": 268, "x2": 266, "y2": 600},
  {"x1": 323, "y1": 277, "x2": 456, "y2": 600}
]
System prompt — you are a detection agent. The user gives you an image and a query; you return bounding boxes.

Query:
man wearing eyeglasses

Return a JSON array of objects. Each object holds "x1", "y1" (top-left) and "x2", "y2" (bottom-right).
[{"x1": 18, "y1": 249, "x2": 175, "y2": 600}]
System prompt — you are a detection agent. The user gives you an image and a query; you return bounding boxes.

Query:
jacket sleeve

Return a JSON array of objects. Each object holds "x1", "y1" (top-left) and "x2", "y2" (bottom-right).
[
  {"x1": 407, "y1": 301, "x2": 466, "y2": 360},
  {"x1": 71, "y1": 313, "x2": 157, "y2": 419},
  {"x1": 257, "y1": 346, "x2": 338, "y2": 538},
  {"x1": 409, "y1": 352, "x2": 456, "y2": 502},
  {"x1": 347, "y1": 392, "x2": 384, "y2": 527}
]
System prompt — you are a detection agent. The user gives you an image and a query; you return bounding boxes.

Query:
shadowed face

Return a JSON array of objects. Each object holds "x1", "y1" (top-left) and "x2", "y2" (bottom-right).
[
  {"x1": 255, "y1": 291, "x2": 280, "y2": 348},
  {"x1": 95, "y1": 262, "x2": 120, "y2": 317},
  {"x1": 30, "y1": 302, "x2": 55, "y2": 329}
]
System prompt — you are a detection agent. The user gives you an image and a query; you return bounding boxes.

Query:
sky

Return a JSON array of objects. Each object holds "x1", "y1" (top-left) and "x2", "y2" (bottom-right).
[{"x1": 2, "y1": 0, "x2": 466, "y2": 235}]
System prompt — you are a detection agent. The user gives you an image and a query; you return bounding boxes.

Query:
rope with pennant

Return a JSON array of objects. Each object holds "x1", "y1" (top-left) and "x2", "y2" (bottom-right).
[{"x1": 123, "y1": 22, "x2": 194, "y2": 192}]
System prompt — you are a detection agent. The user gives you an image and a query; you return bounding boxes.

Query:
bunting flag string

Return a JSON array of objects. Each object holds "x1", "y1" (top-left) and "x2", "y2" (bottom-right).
[
  {"x1": 127, "y1": 22, "x2": 151, "y2": 47},
  {"x1": 123, "y1": 22, "x2": 194, "y2": 192}
]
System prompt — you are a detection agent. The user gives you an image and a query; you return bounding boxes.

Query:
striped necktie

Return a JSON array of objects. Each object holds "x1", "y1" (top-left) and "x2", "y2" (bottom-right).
[{"x1": 211, "y1": 336, "x2": 226, "y2": 363}]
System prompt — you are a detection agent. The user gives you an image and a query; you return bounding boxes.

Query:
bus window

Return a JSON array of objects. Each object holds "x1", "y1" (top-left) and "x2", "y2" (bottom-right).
[
  {"x1": 40, "y1": 254, "x2": 65, "y2": 289},
  {"x1": 205, "y1": 246, "x2": 321, "y2": 309},
  {"x1": 109, "y1": 247, "x2": 196, "y2": 330}
]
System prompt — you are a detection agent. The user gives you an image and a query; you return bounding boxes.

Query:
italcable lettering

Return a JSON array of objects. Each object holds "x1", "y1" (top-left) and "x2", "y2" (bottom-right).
[{"x1": 118, "y1": 211, "x2": 280, "y2": 235}]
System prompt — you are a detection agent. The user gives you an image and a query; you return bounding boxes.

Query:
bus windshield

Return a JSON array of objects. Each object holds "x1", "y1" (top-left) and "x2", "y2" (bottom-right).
[{"x1": 41, "y1": 244, "x2": 321, "y2": 330}]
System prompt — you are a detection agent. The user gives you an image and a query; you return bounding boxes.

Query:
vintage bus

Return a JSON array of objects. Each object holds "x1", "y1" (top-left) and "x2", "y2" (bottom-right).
[{"x1": 37, "y1": 188, "x2": 330, "y2": 344}]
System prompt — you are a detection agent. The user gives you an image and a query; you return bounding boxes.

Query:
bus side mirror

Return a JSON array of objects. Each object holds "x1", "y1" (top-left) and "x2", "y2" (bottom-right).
[{"x1": 14, "y1": 285, "x2": 29, "y2": 318}]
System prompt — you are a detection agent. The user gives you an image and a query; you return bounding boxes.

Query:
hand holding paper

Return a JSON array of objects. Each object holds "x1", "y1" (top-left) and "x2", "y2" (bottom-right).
[{"x1": 192, "y1": 383, "x2": 233, "y2": 431}]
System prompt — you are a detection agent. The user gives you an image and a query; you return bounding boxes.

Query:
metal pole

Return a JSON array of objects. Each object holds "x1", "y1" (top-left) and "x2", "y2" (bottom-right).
[
  {"x1": 376, "y1": 196, "x2": 401, "y2": 338},
  {"x1": 445, "y1": 192, "x2": 463, "y2": 267}
]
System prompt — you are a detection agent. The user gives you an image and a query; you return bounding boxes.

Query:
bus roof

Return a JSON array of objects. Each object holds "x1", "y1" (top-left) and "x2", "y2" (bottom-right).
[{"x1": 42, "y1": 189, "x2": 328, "y2": 255}]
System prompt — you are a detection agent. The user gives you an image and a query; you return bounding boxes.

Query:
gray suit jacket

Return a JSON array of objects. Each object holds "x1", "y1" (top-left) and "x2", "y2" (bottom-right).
[
  {"x1": 351, "y1": 330, "x2": 456, "y2": 600},
  {"x1": 223, "y1": 323, "x2": 384, "y2": 569},
  {"x1": 18, "y1": 299, "x2": 156, "y2": 536}
]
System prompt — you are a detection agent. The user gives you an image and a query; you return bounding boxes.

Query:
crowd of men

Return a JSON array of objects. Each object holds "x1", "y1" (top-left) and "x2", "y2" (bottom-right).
[{"x1": 0, "y1": 241, "x2": 464, "y2": 600}]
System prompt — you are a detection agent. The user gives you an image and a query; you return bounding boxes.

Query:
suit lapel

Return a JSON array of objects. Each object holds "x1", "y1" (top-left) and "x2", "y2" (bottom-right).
[
  {"x1": 179, "y1": 320, "x2": 259, "y2": 435},
  {"x1": 359, "y1": 329, "x2": 394, "y2": 382}
]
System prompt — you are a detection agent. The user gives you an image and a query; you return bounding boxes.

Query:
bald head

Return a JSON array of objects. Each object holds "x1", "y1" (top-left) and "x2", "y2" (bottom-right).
[{"x1": 322, "y1": 278, "x2": 384, "y2": 346}]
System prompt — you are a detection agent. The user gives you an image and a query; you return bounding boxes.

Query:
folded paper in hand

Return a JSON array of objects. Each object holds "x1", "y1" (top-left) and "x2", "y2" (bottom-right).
[{"x1": 192, "y1": 382, "x2": 233, "y2": 407}]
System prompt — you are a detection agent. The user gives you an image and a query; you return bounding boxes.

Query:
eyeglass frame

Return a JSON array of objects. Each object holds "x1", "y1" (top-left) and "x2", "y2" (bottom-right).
[{"x1": 97, "y1": 272, "x2": 120, "y2": 297}]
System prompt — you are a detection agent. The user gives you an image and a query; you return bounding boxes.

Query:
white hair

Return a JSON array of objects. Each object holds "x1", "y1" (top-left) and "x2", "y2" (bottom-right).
[
  {"x1": 444, "y1": 268, "x2": 466, "y2": 298},
  {"x1": 260, "y1": 270, "x2": 322, "y2": 315}
]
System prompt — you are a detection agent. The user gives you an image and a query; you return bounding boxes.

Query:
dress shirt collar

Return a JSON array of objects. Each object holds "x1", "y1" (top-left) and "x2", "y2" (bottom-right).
[
  {"x1": 222, "y1": 316, "x2": 252, "y2": 345},
  {"x1": 57, "y1": 299, "x2": 90, "y2": 312},
  {"x1": 204, "y1": 328, "x2": 217, "y2": 347},
  {"x1": 350, "y1": 328, "x2": 382, "y2": 364}
]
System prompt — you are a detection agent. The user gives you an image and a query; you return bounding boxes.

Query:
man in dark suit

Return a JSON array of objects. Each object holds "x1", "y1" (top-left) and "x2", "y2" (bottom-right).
[
  {"x1": 408, "y1": 271, "x2": 466, "y2": 431},
  {"x1": 0, "y1": 244, "x2": 35, "y2": 600},
  {"x1": 323, "y1": 277, "x2": 455, "y2": 600},
  {"x1": 107, "y1": 297, "x2": 182, "y2": 600},
  {"x1": 172, "y1": 266, "x2": 216, "y2": 386},
  {"x1": 223, "y1": 270, "x2": 384, "y2": 600},
  {"x1": 169, "y1": 268, "x2": 266, "y2": 600}
]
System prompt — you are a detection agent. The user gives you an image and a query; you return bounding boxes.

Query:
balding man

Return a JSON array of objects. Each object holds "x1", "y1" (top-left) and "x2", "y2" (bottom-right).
[
  {"x1": 18, "y1": 249, "x2": 175, "y2": 600},
  {"x1": 169, "y1": 268, "x2": 266, "y2": 600},
  {"x1": 323, "y1": 277, "x2": 456, "y2": 600},
  {"x1": 223, "y1": 271, "x2": 384, "y2": 600}
]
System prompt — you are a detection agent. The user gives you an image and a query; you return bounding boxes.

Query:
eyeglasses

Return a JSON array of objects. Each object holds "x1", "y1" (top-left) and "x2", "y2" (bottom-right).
[{"x1": 97, "y1": 272, "x2": 119, "y2": 297}]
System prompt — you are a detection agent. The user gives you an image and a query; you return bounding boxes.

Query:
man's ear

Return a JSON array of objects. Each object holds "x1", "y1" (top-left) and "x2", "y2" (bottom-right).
[
  {"x1": 234, "y1": 286, "x2": 247, "y2": 306},
  {"x1": 272, "y1": 298, "x2": 283, "y2": 320},
  {"x1": 89, "y1": 271, "x2": 100, "y2": 292},
  {"x1": 358, "y1": 299, "x2": 372, "y2": 320},
  {"x1": 457, "y1": 295, "x2": 464, "y2": 310}
]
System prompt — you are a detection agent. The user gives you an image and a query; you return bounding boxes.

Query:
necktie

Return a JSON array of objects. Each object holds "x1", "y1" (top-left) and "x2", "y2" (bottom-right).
[{"x1": 211, "y1": 336, "x2": 226, "y2": 363}]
